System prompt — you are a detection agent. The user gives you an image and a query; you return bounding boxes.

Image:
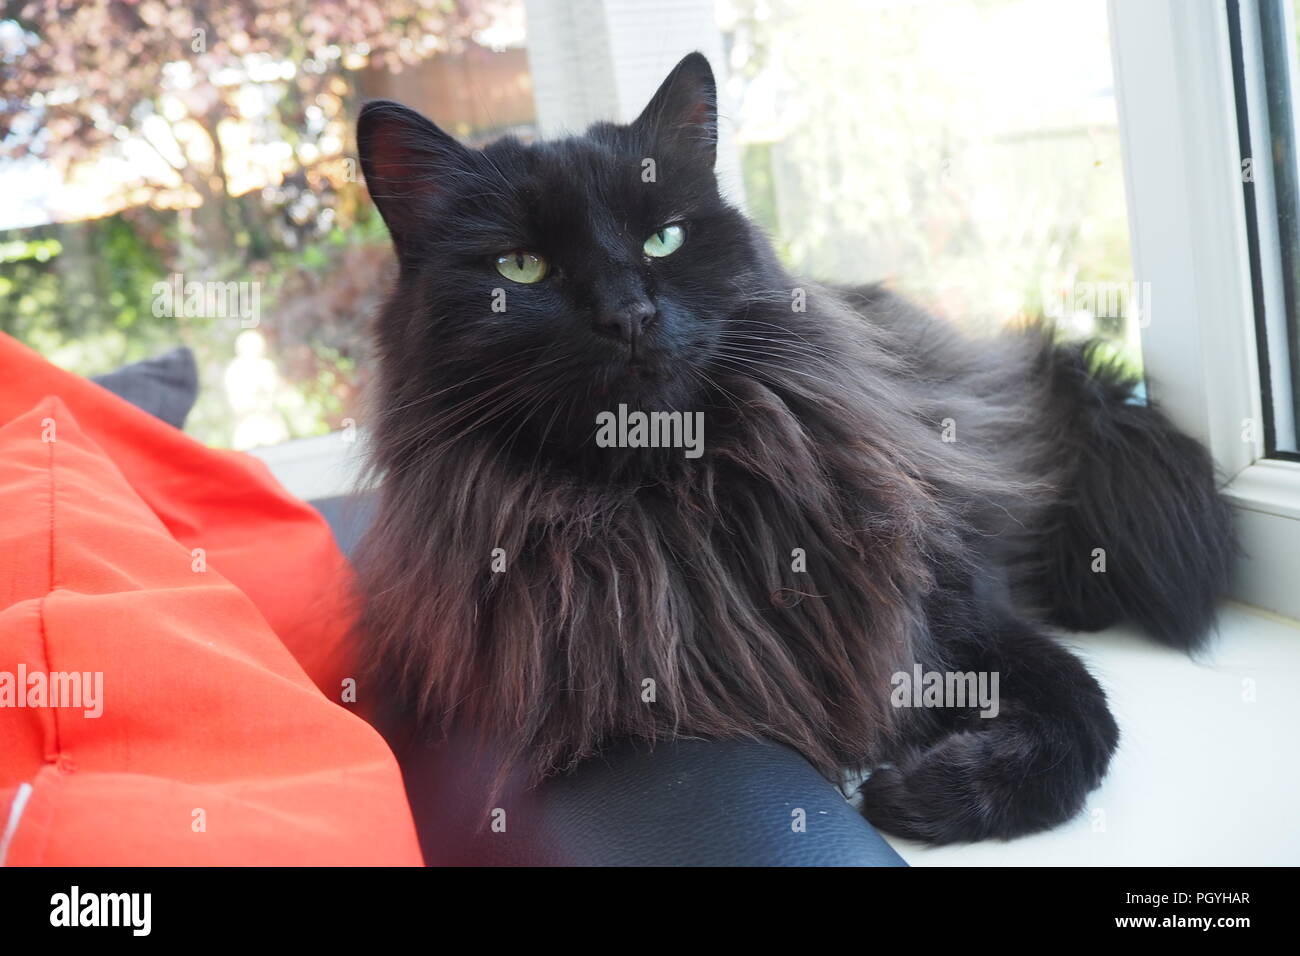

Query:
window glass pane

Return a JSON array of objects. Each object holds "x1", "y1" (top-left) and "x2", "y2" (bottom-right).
[
  {"x1": 1, "y1": 0, "x2": 1138, "y2": 450},
  {"x1": 1287, "y1": 0, "x2": 1300, "y2": 455},
  {"x1": 721, "y1": 0, "x2": 1138, "y2": 364},
  {"x1": 1268, "y1": 0, "x2": 1300, "y2": 454},
  {"x1": 1231, "y1": 0, "x2": 1300, "y2": 456},
  {"x1": 0, "y1": 4, "x2": 532, "y2": 449}
]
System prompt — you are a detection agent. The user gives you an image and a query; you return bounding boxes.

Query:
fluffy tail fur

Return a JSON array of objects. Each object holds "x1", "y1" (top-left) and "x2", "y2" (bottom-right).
[{"x1": 1026, "y1": 342, "x2": 1235, "y2": 650}]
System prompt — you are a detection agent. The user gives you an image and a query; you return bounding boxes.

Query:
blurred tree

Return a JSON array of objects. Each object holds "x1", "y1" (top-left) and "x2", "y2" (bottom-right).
[
  {"x1": 0, "y1": 0, "x2": 494, "y2": 266},
  {"x1": 0, "y1": 0, "x2": 516, "y2": 447}
]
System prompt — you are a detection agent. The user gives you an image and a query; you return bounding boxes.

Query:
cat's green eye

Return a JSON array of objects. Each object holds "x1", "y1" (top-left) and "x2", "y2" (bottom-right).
[
  {"x1": 643, "y1": 224, "x2": 686, "y2": 258},
  {"x1": 495, "y1": 251, "x2": 549, "y2": 284}
]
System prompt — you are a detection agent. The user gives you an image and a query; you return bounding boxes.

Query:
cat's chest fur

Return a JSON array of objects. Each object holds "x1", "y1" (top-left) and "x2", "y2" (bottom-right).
[{"x1": 384, "y1": 426, "x2": 941, "y2": 780}]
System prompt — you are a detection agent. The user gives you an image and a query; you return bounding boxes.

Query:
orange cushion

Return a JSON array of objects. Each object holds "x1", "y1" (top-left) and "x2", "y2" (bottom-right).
[
  {"x1": 0, "y1": 333, "x2": 354, "y2": 695},
  {"x1": 0, "y1": 391, "x2": 421, "y2": 865}
]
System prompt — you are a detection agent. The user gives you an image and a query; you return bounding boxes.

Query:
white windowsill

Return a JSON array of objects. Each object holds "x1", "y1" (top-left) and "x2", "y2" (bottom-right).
[
  {"x1": 244, "y1": 430, "x2": 370, "y2": 502},
  {"x1": 1222, "y1": 459, "x2": 1300, "y2": 622},
  {"x1": 886, "y1": 601, "x2": 1300, "y2": 866},
  {"x1": 1225, "y1": 457, "x2": 1300, "y2": 521}
]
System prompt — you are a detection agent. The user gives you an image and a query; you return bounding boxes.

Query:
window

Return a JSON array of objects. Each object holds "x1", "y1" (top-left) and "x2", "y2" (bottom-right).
[
  {"x1": 0, "y1": 4, "x2": 532, "y2": 450},
  {"x1": 1230, "y1": 0, "x2": 1300, "y2": 458},
  {"x1": 720, "y1": 0, "x2": 1136, "y2": 356},
  {"x1": 3, "y1": 0, "x2": 1294, "y2": 616},
  {"x1": 1109, "y1": 0, "x2": 1300, "y2": 620}
]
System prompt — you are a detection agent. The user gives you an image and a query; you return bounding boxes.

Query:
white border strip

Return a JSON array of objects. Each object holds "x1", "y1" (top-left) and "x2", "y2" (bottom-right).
[{"x1": 0, "y1": 782, "x2": 34, "y2": 867}]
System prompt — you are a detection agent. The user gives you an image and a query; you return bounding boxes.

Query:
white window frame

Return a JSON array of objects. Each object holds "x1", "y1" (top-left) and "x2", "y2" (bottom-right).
[
  {"x1": 1110, "y1": 0, "x2": 1300, "y2": 621},
  {"x1": 522, "y1": 0, "x2": 745, "y2": 202}
]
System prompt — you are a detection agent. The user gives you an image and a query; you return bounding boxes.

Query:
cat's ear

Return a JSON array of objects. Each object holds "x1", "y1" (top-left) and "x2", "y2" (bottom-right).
[
  {"x1": 631, "y1": 52, "x2": 717, "y2": 168},
  {"x1": 357, "y1": 100, "x2": 472, "y2": 251}
]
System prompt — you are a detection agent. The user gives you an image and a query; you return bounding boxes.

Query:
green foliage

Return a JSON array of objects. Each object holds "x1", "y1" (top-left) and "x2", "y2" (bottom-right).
[
  {"x1": 0, "y1": 215, "x2": 172, "y2": 372},
  {"x1": 0, "y1": 199, "x2": 390, "y2": 448},
  {"x1": 0, "y1": 0, "x2": 491, "y2": 448}
]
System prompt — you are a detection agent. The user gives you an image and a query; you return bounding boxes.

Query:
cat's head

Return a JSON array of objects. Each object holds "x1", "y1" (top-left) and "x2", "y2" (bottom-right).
[{"x1": 358, "y1": 53, "x2": 780, "y2": 468}]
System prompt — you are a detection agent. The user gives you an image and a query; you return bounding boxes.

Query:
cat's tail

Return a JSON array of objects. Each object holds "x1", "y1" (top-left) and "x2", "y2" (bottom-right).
[{"x1": 1024, "y1": 340, "x2": 1235, "y2": 651}]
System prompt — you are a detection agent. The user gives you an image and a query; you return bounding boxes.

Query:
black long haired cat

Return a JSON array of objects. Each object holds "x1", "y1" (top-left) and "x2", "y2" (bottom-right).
[{"x1": 353, "y1": 53, "x2": 1234, "y2": 843}]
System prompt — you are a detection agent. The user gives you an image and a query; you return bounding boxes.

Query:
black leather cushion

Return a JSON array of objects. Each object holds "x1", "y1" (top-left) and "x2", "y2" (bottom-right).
[{"x1": 392, "y1": 728, "x2": 906, "y2": 866}]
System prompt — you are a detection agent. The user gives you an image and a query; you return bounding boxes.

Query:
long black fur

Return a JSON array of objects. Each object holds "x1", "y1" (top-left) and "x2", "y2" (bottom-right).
[{"x1": 352, "y1": 53, "x2": 1234, "y2": 843}]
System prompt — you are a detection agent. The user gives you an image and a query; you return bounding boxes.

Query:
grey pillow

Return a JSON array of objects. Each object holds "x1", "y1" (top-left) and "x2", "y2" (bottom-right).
[{"x1": 91, "y1": 347, "x2": 199, "y2": 430}]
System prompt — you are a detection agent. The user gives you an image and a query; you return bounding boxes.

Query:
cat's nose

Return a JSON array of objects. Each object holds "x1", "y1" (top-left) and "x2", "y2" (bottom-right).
[{"x1": 593, "y1": 299, "x2": 655, "y2": 344}]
